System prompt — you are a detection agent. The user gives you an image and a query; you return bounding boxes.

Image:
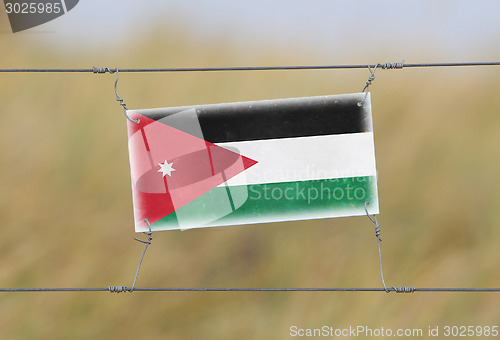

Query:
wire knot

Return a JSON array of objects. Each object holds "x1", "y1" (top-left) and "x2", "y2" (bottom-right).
[
  {"x1": 391, "y1": 286, "x2": 415, "y2": 293},
  {"x1": 374, "y1": 224, "x2": 382, "y2": 241},
  {"x1": 108, "y1": 286, "x2": 129, "y2": 293},
  {"x1": 380, "y1": 61, "x2": 404, "y2": 70},
  {"x1": 358, "y1": 64, "x2": 379, "y2": 106},
  {"x1": 92, "y1": 67, "x2": 116, "y2": 74},
  {"x1": 364, "y1": 73, "x2": 375, "y2": 88},
  {"x1": 134, "y1": 230, "x2": 153, "y2": 245},
  {"x1": 134, "y1": 219, "x2": 153, "y2": 245},
  {"x1": 364, "y1": 202, "x2": 382, "y2": 242}
]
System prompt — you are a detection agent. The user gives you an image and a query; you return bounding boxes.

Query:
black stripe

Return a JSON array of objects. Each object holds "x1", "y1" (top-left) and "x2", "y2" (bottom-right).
[{"x1": 135, "y1": 93, "x2": 372, "y2": 143}]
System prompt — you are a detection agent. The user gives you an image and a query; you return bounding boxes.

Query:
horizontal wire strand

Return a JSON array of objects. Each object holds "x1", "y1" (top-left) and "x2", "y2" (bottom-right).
[
  {"x1": 0, "y1": 62, "x2": 500, "y2": 73},
  {"x1": 1, "y1": 287, "x2": 499, "y2": 293}
]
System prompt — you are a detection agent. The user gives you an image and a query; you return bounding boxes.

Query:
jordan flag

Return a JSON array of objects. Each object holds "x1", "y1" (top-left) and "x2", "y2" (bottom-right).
[{"x1": 127, "y1": 93, "x2": 379, "y2": 232}]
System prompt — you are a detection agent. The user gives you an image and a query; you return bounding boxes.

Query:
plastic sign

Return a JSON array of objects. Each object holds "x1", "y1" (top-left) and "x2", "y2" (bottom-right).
[{"x1": 126, "y1": 93, "x2": 379, "y2": 232}]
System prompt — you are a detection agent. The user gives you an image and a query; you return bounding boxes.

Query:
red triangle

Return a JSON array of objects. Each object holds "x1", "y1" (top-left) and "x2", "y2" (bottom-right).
[{"x1": 127, "y1": 111, "x2": 257, "y2": 228}]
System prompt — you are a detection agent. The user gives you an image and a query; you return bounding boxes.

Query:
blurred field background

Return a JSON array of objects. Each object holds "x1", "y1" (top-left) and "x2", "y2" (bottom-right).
[{"x1": 1, "y1": 2, "x2": 500, "y2": 339}]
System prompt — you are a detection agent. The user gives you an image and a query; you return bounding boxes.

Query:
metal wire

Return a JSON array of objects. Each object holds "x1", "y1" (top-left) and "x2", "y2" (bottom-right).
[
  {"x1": 112, "y1": 68, "x2": 140, "y2": 123},
  {"x1": 0, "y1": 287, "x2": 499, "y2": 293},
  {"x1": 130, "y1": 219, "x2": 153, "y2": 292},
  {"x1": 0, "y1": 209, "x2": 496, "y2": 294},
  {"x1": 358, "y1": 64, "x2": 379, "y2": 107},
  {"x1": 364, "y1": 202, "x2": 390, "y2": 292},
  {"x1": 1, "y1": 60, "x2": 499, "y2": 294},
  {"x1": 0, "y1": 61, "x2": 500, "y2": 73},
  {"x1": 363, "y1": 202, "x2": 419, "y2": 294}
]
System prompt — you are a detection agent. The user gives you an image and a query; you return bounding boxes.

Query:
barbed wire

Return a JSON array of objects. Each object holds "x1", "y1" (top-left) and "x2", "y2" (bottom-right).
[{"x1": 0, "y1": 61, "x2": 499, "y2": 73}]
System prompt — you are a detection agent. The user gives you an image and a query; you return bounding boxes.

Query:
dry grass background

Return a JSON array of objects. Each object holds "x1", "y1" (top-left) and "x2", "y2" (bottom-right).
[{"x1": 1, "y1": 15, "x2": 500, "y2": 340}]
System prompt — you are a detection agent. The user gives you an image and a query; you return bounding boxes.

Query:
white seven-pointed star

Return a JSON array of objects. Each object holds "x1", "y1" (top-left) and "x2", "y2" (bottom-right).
[{"x1": 157, "y1": 160, "x2": 175, "y2": 177}]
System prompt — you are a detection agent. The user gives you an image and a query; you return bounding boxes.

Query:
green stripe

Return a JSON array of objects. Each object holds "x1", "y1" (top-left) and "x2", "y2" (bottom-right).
[{"x1": 152, "y1": 176, "x2": 377, "y2": 230}]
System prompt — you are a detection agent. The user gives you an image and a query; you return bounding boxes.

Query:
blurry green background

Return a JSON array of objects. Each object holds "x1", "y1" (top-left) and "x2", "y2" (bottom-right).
[{"x1": 1, "y1": 1, "x2": 500, "y2": 339}]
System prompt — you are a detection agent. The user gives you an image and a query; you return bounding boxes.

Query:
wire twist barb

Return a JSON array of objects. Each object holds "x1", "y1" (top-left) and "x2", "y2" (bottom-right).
[
  {"x1": 358, "y1": 64, "x2": 378, "y2": 107},
  {"x1": 392, "y1": 286, "x2": 415, "y2": 293},
  {"x1": 108, "y1": 286, "x2": 129, "y2": 293},
  {"x1": 92, "y1": 67, "x2": 115, "y2": 74},
  {"x1": 380, "y1": 61, "x2": 405, "y2": 69}
]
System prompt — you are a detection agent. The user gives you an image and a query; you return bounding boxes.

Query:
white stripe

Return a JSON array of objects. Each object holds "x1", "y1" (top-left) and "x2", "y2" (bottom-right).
[
  {"x1": 217, "y1": 132, "x2": 377, "y2": 186},
  {"x1": 60, "y1": 0, "x2": 68, "y2": 13}
]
